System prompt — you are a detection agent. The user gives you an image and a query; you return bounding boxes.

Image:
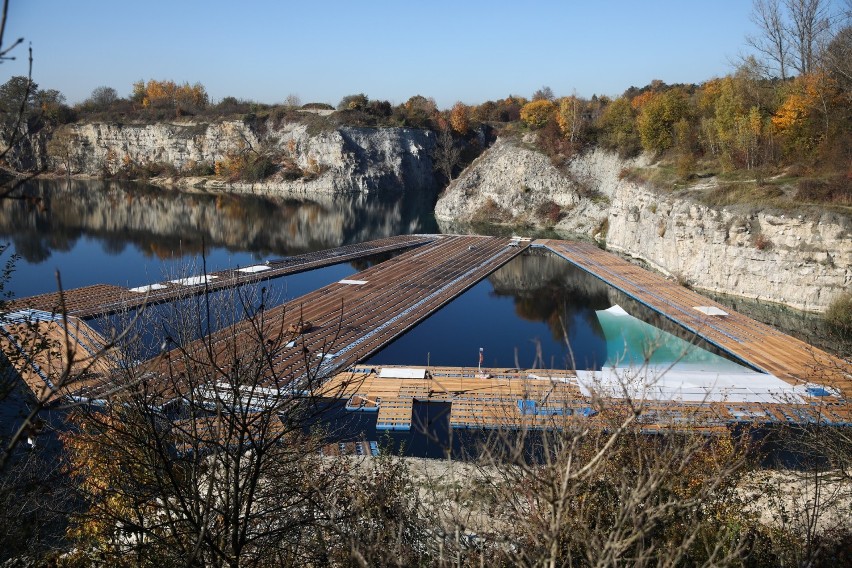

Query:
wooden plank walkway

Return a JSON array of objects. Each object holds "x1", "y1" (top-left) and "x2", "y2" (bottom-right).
[
  {"x1": 325, "y1": 366, "x2": 584, "y2": 431},
  {"x1": 323, "y1": 365, "x2": 852, "y2": 431},
  {"x1": 0, "y1": 312, "x2": 116, "y2": 404},
  {"x1": 82, "y1": 235, "x2": 528, "y2": 402},
  {"x1": 537, "y1": 240, "x2": 852, "y2": 395},
  {"x1": 9, "y1": 234, "x2": 435, "y2": 318},
  {"x1": 5, "y1": 235, "x2": 848, "y2": 434}
]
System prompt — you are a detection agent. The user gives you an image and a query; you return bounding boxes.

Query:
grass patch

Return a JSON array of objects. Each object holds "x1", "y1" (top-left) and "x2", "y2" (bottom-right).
[
  {"x1": 825, "y1": 293, "x2": 852, "y2": 335},
  {"x1": 699, "y1": 182, "x2": 785, "y2": 208},
  {"x1": 795, "y1": 176, "x2": 852, "y2": 206},
  {"x1": 624, "y1": 164, "x2": 679, "y2": 192}
]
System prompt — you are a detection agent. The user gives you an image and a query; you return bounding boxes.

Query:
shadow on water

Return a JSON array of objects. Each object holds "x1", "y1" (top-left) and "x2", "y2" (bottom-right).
[{"x1": 311, "y1": 399, "x2": 492, "y2": 459}]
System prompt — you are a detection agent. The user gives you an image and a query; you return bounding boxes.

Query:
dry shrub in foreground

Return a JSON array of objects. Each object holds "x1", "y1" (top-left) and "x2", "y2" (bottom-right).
[{"x1": 52, "y1": 275, "x2": 852, "y2": 567}]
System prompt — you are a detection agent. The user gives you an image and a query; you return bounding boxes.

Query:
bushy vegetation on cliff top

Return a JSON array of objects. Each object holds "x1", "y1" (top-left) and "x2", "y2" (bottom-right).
[{"x1": 2, "y1": 1, "x2": 850, "y2": 203}]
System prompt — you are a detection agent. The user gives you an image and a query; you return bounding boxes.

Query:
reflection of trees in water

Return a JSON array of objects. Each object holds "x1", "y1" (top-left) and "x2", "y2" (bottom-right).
[
  {"x1": 508, "y1": 286, "x2": 608, "y2": 343},
  {"x1": 0, "y1": 179, "x2": 439, "y2": 263},
  {"x1": 489, "y1": 253, "x2": 612, "y2": 342}
]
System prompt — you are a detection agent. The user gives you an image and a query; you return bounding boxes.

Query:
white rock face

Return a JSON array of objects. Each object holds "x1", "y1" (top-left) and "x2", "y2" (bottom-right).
[
  {"x1": 435, "y1": 138, "x2": 587, "y2": 231},
  {"x1": 434, "y1": 137, "x2": 850, "y2": 312},
  {"x1": 59, "y1": 120, "x2": 436, "y2": 195},
  {"x1": 435, "y1": 138, "x2": 647, "y2": 237},
  {"x1": 606, "y1": 184, "x2": 851, "y2": 312}
]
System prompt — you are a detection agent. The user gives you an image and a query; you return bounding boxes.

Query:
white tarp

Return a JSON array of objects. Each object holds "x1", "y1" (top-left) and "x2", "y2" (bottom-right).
[
  {"x1": 693, "y1": 306, "x2": 729, "y2": 316},
  {"x1": 129, "y1": 283, "x2": 168, "y2": 293},
  {"x1": 237, "y1": 265, "x2": 271, "y2": 273},
  {"x1": 169, "y1": 275, "x2": 217, "y2": 286},
  {"x1": 379, "y1": 367, "x2": 427, "y2": 379},
  {"x1": 575, "y1": 367, "x2": 809, "y2": 404}
]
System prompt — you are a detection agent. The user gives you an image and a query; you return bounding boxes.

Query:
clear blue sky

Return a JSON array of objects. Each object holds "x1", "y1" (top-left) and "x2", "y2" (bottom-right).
[{"x1": 2, "y1": 0, "x2": 790, "y2": 108}]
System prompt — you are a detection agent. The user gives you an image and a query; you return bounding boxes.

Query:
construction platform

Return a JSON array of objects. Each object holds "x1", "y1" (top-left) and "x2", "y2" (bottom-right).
[
  {"x1": 152, "y1": 234, "x2": 528, "y2": 403},
  {"x1": 324, "y1": 364, "x2": 852, "y2": 432},
  {"x1": 1, "y1": 235, "x2": 849, "y2": 430},
  {"x1": 0, "y1": 310, "x2": 117, "y2": 404}
]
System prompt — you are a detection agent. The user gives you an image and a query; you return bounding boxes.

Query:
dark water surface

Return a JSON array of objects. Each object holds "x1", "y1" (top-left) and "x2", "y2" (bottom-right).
[
  {"x1": 3, "y1": 179, "x2": 833, "y2": 362},
  {"x1": 3, "y1": 180, "x2": 846, "y2": 459},
  {"x1": 0, "y1": 179, "x2": 438, "y2": 297}
]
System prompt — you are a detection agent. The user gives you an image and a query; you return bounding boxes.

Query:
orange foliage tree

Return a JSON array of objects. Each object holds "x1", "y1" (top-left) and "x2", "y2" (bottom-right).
[
  {"x1": 771, "y1": 72, "x2": 838, "y2": 158},
  {"x1": 132, "y1": 79, "x2": 209, "y2": 113},
  {"x1": 61, "y1": 409, "x2": 181, "y2": 565},
  {"x1": 520, "y1": 99, "x2": 556, "y2": 129},
  {"x1": 449, "y1": 101, "x2": 470, "y2": 134}
]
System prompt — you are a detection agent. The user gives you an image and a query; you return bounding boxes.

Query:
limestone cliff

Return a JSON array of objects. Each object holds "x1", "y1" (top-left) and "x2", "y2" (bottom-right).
[
  {"x1": 435, "y1": 138, "x2": 649, "y2": 237},
  {"x1": 606, "y1": 183, "x2": 850, "y2": 312},
  {"x1": 435, "y1": 138, "x2": 851, "y2": 312},
  {"x1": 41, "y1": 119, "x2": 437, "y2": 195}
]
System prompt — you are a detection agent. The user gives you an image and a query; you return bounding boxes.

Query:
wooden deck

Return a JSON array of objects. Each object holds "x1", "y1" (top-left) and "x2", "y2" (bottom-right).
[
  {"x1": 0, "y1": 312, "x2": 117, "y2": 404},
  {"x1": 9, "y1": 234, "x2": 435, "y2": 318},
  {"x1": 3, "y1": 236, "x2": 848, "y2": 432},
  {"x1": 95, "y1": 234, "x2": 528, "y2": 401},
  {"x1": 537, "y1": 240, "x2": 852, "y2": 395},
  {"x1": 323, "y1": 365, "x2": 852, "y2": 431},
  {"x1": 325, "y1": 366, "x2": 584, "y2": 431}
]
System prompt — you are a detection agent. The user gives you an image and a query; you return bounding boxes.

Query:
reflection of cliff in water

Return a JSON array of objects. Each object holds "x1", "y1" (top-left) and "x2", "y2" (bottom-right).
[
  {"x1": 0, "y1": 179, "x2": 439, "y2": 263},
  {"x1": 488, "y1": 250, "x2": 752, "y2": 365}
]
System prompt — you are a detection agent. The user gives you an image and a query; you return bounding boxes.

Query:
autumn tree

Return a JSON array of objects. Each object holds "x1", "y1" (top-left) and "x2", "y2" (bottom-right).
[
  {"x1": 556, "y1": 95, "x2": 587, "y2": 145},
  {"x1": 449, "y1": 101, "x2": 470, "y2": 135},
  {"x1": 132, "y1": 79, "x2": 209, "y2": 114},
  {"x1": 337, "y1": 92, "x2": 369, "y2": 111},
  {"x1": 701, "y1": 76, "x2": 762, "y2": 170},
  {"x1": 520, "y1": 99, "x2": 556, "y2": 129},
  {"x1": 61, "y1": 281, "x2": 356, "y2": 566},
  {"x1": 421, "y1": 401, "x2": 755, "y2": 567},
  {"x1": 597, "y1": 96, "x2": 641, "y2": 157},
  {"x1": 398, "y1": 94, "x2": 439, "y2": 128},
  {"x1": 636, "y1": 88, "x2": 689, "y2": 153},
  {"x1": 772, "y1": 71, "x2": 839, "y2": 158},
  {"x1": 478, "y1": 95, "x2": 527, "y2": 122},
  {"x1": 532, "y1": 85, "x2": 555, "y2": 101}
]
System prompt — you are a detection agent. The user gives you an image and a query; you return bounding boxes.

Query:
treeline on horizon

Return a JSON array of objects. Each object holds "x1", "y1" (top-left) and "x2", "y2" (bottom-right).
[{"x1": 1, "y1": 3, "x2": 850, "y2": 203}]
